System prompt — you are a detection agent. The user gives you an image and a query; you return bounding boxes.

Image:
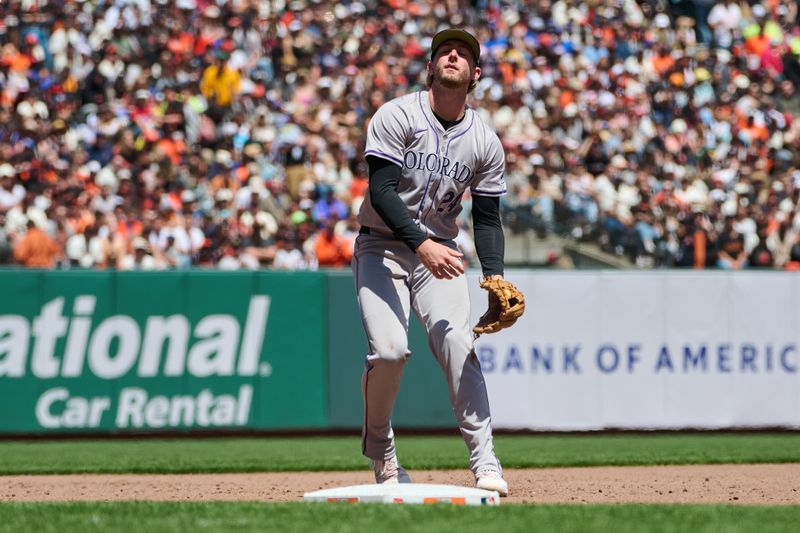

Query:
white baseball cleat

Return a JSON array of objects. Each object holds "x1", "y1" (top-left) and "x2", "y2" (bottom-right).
[
  {"x1": 475, "y1": 470, "x2": 509, "y2": 496},
  {"x1": 372, "y1": 456, "x2": 412, "y2": 484}
]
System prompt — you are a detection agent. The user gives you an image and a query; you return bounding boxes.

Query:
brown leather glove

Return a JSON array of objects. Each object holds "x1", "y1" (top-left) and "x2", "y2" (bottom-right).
[{"x1": 473, "y1": 276, "x2": 526, "y2": 337}]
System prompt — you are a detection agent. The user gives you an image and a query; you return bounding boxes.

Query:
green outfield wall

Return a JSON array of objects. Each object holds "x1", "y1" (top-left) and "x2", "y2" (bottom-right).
[{"x1": 0, "y1": 270, "x2": 453, "y2": 435}]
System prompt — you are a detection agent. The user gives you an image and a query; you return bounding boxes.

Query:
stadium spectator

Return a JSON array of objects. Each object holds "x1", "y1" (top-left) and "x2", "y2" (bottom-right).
[
  {"x1": 313, "y1": 218, "x2": 352, "y2": 268},
  {"x1": 13, "y1": 220, "x2": 61, "y2": 268},
  {"x1": 118, "y1": 237, "x2": 158, "y2": 271},
  {"x1": 0, "y1": 166, "x2": 25, "y2": 212}
]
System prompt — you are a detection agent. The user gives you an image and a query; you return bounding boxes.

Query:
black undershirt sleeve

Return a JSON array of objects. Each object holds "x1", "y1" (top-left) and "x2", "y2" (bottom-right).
[
  {"x1": 366, "y1": 155, "x2": 429, "y2": 250},
  {"x1": 472, "y1": 195, "x2": 504, "y2": 276}
]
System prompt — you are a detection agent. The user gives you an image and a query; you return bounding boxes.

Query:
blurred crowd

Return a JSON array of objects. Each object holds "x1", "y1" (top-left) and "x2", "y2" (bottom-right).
[{"x1": 0, "y1": 0, "x2": 799, "y2": 271}]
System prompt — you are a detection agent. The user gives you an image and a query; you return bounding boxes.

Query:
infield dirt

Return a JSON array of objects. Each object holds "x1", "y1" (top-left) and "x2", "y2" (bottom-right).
[{"x1": 2, "y1": 464, "x2": 800, "y2": 504}]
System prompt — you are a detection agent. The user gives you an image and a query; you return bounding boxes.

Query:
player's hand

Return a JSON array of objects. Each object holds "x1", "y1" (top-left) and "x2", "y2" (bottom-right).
[{"x1": 416, "y1": 239, "x2": 464, "y2": 279}]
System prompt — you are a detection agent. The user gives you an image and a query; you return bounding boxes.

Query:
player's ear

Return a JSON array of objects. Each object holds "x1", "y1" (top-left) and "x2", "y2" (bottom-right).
[{"x1": 473, "y1": 66, "x2": 481, "y2": 82}]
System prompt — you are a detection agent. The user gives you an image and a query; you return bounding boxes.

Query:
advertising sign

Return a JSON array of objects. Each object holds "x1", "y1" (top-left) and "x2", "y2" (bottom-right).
[
  {"x1": 0, "y1": 271, "x2": 327, "y2": 433},
  {"x1": 472, "y1": 272, "x2": 800, "y2": 430}
]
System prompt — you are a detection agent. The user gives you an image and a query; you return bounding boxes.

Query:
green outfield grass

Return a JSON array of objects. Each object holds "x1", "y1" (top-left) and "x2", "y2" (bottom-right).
[
  {"x1": 1, "y1": 502, "x2": 799, "y2": 533},
  {"x1": 1, "y1": 433, "x2": 800, "y2": 474}
]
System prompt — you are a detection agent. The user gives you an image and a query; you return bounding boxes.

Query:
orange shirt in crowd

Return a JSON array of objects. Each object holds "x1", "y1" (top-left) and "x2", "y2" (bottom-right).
[
  {"x1": 558, "y1": 90, "x2": 575, "y2": 108},
  {"x1": 314, "y1": 229, "x2": 352, "y2": 267},
  {"x1": 652, "y1": 190, "x2": 687, "y2": 209},
  {"x1": 115, "y1": 218, "x2": 144, "y2": 238},
  {"x1": 13, "y1": 226, "x2": 60, "y2": 268},
  {"x1": 66, "y1": 210, "x2": 95, "y2": 235},
  {"x1": 744, "y1": 34, "x2": 770, "y2": 56},
  {"x1": 693, "y1": 230, "x2": 707, "y2": 269},
  {"x1": 498, "y1": 62, "x2": 515, "y2": 85},
  {"x1": 737, "y1": 114, "x2": 769, "y2": 142},
  {"x1": 742, "y1": 125, "x2": 769, "y2": 143},
  {"x1": 2, "y1": 46, "x2": 32, "y2": 73},
  {"x1": 651, "y1": 53, "x2": 675, "y2": 75},
  {"x1": 349, "y1": 176, "x2": 368, "y2": 202},
  {"x1": 156, "y1": 136, "x2": 187, "y2": 165}
]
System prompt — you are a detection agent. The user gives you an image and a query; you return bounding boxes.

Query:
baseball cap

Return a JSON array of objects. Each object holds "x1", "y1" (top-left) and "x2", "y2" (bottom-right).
[
  {"x1": 0, "y1": 163, "x2": 15, "y2": 177},
  {"x1": 431, "y1": 28, "x2": 480, "y2": 64}
]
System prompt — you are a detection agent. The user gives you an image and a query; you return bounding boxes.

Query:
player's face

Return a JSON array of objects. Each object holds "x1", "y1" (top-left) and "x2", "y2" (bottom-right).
[{"x1": 429, "y1": 40, "x2": 479, "y2": 89}]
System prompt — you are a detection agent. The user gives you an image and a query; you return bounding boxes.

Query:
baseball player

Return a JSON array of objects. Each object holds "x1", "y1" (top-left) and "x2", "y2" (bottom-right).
[{"x1": 352, "y1": 28, "x2": 511, "y2": 496}]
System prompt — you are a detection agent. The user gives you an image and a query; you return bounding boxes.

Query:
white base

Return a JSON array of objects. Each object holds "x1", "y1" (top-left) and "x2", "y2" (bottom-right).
[{"x1": 303, "y1": 483, "x2": 500, "y2": 506}]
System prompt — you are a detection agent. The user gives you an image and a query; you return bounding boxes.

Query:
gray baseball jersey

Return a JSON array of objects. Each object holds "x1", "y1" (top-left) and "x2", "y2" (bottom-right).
[{"x1": 360, "y1": 90, "x2": 507, "y2": 240}]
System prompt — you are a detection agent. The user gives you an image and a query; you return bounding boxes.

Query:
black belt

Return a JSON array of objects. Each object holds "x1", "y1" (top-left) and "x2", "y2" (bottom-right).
[
  {"x1": 359, "y1": 226, "x2": 402, "y2": 237},
  {"x1": 359, "y1": 226, "x2": 450, "y2": 243}
]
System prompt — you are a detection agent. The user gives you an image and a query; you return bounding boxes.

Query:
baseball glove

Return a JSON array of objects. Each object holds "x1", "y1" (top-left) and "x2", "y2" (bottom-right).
[{"x1": 473, "y1": 276, "x2": 525, "y2": 337}]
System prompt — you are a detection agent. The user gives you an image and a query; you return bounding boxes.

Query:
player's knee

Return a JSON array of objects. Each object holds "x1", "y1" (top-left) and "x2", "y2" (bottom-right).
[
  {"x1": 372, "y1": 340, "x2": 410, "y2": 363},
  {"x1": 441, "y1": 332, "x2": 472, "y2": 356}
]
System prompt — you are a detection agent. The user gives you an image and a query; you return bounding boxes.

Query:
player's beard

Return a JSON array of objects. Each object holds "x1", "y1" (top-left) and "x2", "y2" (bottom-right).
[{"x1": 433, "y1": 63, "x2": 471, "y2": 89}]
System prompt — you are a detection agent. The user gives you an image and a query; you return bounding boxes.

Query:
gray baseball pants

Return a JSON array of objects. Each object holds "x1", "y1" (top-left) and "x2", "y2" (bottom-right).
[{"x1": 352, "y1": 233, "x2": 502, "y2": 475}]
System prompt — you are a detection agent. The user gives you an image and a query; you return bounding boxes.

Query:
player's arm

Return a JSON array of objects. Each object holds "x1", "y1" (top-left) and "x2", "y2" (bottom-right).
[
  {"x1": 366, "y1": 155, "x2": 429, "y2": 250},
  {"x1": 472, "y1": 195, "x2": 504, "y2": 277},
  {"x1": 471, "y1": 130, "x2": 506, "y2": 278}
]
